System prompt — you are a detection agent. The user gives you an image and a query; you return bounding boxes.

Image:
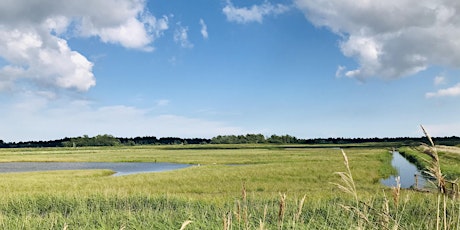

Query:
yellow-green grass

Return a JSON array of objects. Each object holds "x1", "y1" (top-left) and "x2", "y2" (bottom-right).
[
  {"x1": 0, "y1": 146, "x2": 393, "y2": 201},
  {"x1": 3, "y1": 145, "x2": 458, "y2": 229}
]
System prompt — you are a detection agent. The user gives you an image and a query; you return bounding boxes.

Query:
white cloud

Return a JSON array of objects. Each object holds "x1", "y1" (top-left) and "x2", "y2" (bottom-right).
[
  {"x1": 0, "y1": 97, "x2": 243, "y2": 142},
  {"x1": 335, "y1": 65, "x2": 346, "y2": 78},
  {"x1": 434, "y1": 75, "x2": 446, "y2": 86},
  {"x1": 294, "y1": 0, "x2": 460, "y2": 80},
  {"x1": 0, "y1": 0, "x2": 168, "y2": 93},
  {"x1": 0, "y1": 27, "x2": 95, "y2": 91},
  {"x1": 199, "y1": 19, "x2": 208, "y2": 39},
  {"x1": 155, "y1": 99, "x2": 170, "y2": 107},
  {"x1": 174, "y1": 24, "x2": 193, "y2": 48},
  {"x1": 426, "y1": 83, "x2": 460, "y2": 98},
  {"x1": 223, "y1": 1, "x2": 290, "y2": 24}
]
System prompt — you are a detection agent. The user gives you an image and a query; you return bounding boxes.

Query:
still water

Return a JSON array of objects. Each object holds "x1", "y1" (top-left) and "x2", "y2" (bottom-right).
[
  {"x1": 381, "y1": 151, "x2": 427, "y2": 188},
  {"x1": 0, "y1": 162, "x2": 192, "y2": 176}
]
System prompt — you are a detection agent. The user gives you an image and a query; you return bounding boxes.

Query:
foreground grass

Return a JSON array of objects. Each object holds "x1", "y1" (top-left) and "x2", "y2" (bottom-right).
[
  {"x1": 0, "y1": 192, "x2": 457, "y2": 229},
  {"x1": 0, "y1": 145, "x2": 458, "y2": 229}
]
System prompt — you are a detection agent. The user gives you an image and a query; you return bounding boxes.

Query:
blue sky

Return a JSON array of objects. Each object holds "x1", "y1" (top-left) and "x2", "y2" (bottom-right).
[{"x1": 0, "y1": 0, "x2": 459, "y2": 142}]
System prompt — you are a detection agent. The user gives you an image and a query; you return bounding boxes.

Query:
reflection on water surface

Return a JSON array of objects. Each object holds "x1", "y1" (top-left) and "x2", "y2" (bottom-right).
[
  {"x1": 0, "y1": 162, "x2": 191, "y2": 176},
  {"x1": 381, "y1": 151, "x2": 427, "y2": 188}
]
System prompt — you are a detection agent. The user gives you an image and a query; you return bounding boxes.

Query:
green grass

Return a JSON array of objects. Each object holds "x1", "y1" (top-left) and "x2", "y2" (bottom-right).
[
  {"x1": 0, "y1": 146, "x2": 393, "y2": 199},
  {"x1": 0, "y1": 145, "x2": 457, "y2": 229},
  {"x1": 399, "y1": 146, "x2": 460, "y2": 180}
]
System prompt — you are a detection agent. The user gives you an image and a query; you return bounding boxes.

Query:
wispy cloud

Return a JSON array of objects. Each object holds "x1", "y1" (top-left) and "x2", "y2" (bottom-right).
[
  {"x1": 199, "y1": 19, "x2": 208, "y2": 39},
  {"x1": 174, "y1": 23, "x2": 193, "y2": 48},
  {"x1": 155, "y1": 99, "x2": 170, "y2": 107},
  {"x1": 434, "y1": 75, "x2": 446, "y2": 86},
  {"x1": 223, "y1": 1, "x2": 290, "y2": 24},
  {"x1": 426, "y1": 83, "x2": 460, "y2": 98},
  {"x1": 335, "y1": 65, "x2": 346, "y2": 78}
]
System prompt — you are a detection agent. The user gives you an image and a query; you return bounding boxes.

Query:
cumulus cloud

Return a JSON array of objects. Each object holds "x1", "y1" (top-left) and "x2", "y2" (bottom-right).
[
  {"x1": 199, "y1": 19, "x2": 209, "y2": 39},
  {"x1": 426, "y1": 83, "x2": 460, "y2": 98},
  {"x1": 223, "y1": 0, "x2": 290, "y2": 24},
  {"x1": 294, "y1": 0, "x2": 460, "y2": 81},
  {"x1": 0, "y1": 0, "x2": 168, "y2": 92},
  {"x1": 0, "y1": 27, "x2": 95, "y2": 91}
]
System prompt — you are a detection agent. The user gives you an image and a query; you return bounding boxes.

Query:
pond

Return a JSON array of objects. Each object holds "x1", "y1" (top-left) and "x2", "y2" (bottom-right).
[
  {"x1": 0, "y1": 162, "x2": 192, "y2": 176},
  {"x1": 381, "y1": 151, "x2": 427, "y2": 189}
]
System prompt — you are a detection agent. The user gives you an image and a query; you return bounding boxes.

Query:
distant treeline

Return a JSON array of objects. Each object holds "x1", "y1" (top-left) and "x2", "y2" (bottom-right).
[
  {"x1": 0, "y1": 135, "x2": 210, "y2": 148},
  {"x1": 210, "y1": 134, "x2": 460, "y2": 146},
  {"x1": 0, "y1": 134, "x2": 459, "y2": 148}
]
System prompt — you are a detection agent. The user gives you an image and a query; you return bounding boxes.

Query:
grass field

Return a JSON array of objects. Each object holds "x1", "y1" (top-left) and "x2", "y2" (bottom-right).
[{"x1": 0, "y1": 145, "x2": 458, "y2": 229}]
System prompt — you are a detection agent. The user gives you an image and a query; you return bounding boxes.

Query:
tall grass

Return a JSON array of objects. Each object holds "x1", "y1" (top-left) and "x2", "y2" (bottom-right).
[
  {"x1": 0, "y1": 144, "x2": 459, "y2": 228},
  {"x1": 328, "y1": 126, "x2": 460, "y2": 230}
]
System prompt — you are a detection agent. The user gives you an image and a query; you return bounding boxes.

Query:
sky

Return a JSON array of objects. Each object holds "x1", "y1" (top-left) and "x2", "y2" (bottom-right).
[{"x1": 0, "y1": 0, "x2": 459, "y2": 142}]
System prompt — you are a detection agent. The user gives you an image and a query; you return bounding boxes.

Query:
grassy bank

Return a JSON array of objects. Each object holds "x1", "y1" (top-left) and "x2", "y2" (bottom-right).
[
  {"x1": 0, "y1": 146, "x2": 393, "y2": 200},
  {"x1": 0, "y1": 145, "x2": 458, "y2": 229},
  {"x1": 399, "y1": 145, "x2": 460, "y2": 180}
]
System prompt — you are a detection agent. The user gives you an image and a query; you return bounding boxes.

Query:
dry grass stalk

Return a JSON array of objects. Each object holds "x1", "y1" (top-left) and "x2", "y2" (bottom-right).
[
  {"x1": 452, "y1": 180, "x2": 459, "y2": 199},
  {"x1": 420, "y1": 125, "x2": 447, "y2": 194},
  {"x1": 381, "y1": 191, "x2": 391, "y2": 229},
  {"x1": 421, "y1": 125, "x2": 448, "y2": 230},
  {"x1": 379, "y1": 177, "x2": 404, "y2": 230},
  {"x1": 223, "y1": 213, "x2": 228, "y2": 230},
  {"x1": 259, "y1": 219, "x2": 265, "y2": 230},
  {"x1": 293, "y1": 194, "x2": 306, "y2": 227},
  {"x1": 333, "y1": 149, "x2": 367, "y2": 228},
  {"x1": 332, "y1": 149, "x2": 359, "y2": 205},
  {"x1": 258, "y1": 204, "x2": 268, "y2": 230},
  {"x1": 278, "y1": 193, "x2": 287, "y2": 230},
  {"x1": 223, "y1": 211, "x2": 232, "y2": 230},
  {"x1": 392, "y1": 176, "x2": 401, "y2": 209},
  {"x1": 62, "y1": 223, "x2": 68, "y2": 230},
  {"x1": 179, "y1": 220, "x2": 193, "y2": 230},
  {"x1": 222, "y1": 212, "x2": 232, "y2": 230},
  {"x1": 457, "y1": 201, "x2": 460, "y2": 230},
  {"x1": 234, "y1": 200, "x2": 241, "y2": 225},
  {"x1": 339, "y1": 204, "x2": 370, "y2": 227},
  {"x1": 241, "y1": 184, "x2": 249, "y2": 230}
]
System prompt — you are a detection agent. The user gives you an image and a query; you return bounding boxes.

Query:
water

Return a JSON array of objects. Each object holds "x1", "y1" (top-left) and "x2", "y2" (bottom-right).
[
  {"x1": 381, "y1": 151, "x2": 427, "y2": 188},
  {"x1": 0, "y1": 162, "x2": 192, "y2": 176}
]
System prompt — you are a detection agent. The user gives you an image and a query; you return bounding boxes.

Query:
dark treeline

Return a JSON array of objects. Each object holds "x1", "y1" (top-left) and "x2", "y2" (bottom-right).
[
  {"x1": 0, "y1": 135, "x2": 210, "y2": 148},
  {"x1": 0, "y1": 134, "x2": 459, "y2": 148},
  {"x1": 211, "y1": 134, "x2": 460, "y2": 146}
]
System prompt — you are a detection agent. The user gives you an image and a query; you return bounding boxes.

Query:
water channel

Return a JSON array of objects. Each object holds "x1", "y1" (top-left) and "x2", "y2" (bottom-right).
[
  {"x1": 0, "y1": 162, "x2": 192, "y2": 176},
  {"x1": 381, "y1": 151, "x2": 427, "y2": 189}
]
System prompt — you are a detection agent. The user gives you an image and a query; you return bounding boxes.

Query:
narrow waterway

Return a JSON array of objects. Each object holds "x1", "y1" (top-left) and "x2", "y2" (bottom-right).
[{"x1": 381, "y1": 151, "x2": 427, "y2": 189}]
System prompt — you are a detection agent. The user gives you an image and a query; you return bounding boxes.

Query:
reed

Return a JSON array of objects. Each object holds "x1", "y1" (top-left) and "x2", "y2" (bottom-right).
[
  {"x1": 278, "y1": 193, "x2": 287, "y2": 229},
  {"x1": 329, "y1": 126, "x2": 459, "y2": 230},
  {"x1": 421, "y1": 125, "x2": 448, "y2": 230}
]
